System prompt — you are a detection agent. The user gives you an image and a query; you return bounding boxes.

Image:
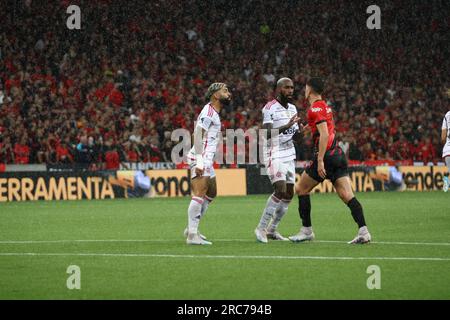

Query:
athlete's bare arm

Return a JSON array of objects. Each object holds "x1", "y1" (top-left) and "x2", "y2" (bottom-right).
[
  {"x1": 263, "y1": 114, "x2": 301, "y2": 139},
  {"x1": 316, "y1": 122, "x2": 329, "y2": 179},
  {"x1": 442, "y1": 129, "x2": 447, "y2": 145},
  {"x1": 193, "y1": 125, "x2": 206, "y2": 176}
]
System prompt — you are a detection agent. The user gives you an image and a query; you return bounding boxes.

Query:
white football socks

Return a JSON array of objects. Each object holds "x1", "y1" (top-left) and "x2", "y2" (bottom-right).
[
  {"x1": 188, "y1": 196, "x2": 204, "y2": 234},
  {"x1": 257, "y1": 194, "x2": 281, "y2": 230},
  {"x1": 200, "y1": 195, "x2": 213, "y2": 217},
  {"x1": 267, "y1": 199, "x2": 290, "y2": 233}
]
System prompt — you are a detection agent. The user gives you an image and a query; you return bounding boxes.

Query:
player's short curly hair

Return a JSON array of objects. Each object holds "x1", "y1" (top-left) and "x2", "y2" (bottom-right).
[{"x1": 205, "y1": 82, "x2": 226, "y2": 101}]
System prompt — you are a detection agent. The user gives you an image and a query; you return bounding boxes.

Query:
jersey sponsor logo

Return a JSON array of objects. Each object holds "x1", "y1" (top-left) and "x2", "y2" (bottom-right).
[
  {"x1": 311, "y1": 107, "x2": 332, "y2": 113},
  {"x1": 282, "y1": 127, "x2": 297, "y2": 135}
]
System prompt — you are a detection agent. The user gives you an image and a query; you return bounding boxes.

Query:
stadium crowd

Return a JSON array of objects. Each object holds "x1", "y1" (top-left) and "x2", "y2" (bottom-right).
[{"x1": 0, "y1": 0, "x2": 449, "y2": 168}]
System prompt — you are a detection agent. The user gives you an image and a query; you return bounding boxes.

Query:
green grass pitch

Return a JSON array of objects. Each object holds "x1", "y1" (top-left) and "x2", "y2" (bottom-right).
[{"x1": 0, "y1": 192, "x2": 449, "y2": 300}]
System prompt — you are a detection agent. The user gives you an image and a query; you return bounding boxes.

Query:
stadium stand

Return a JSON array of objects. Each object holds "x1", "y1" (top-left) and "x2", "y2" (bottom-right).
[{"x1": 0, "y1": 0, "x2": 449, "y2": 167}]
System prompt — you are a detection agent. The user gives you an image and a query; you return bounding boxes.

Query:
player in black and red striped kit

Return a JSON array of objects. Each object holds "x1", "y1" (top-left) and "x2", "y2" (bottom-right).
[{"x1": 289, "y1": 77, "x2": 372, "y2": 244}]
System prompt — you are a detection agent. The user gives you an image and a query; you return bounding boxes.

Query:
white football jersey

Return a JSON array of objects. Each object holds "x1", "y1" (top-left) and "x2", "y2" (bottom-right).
[
  {"x1": 189, "y1": 103, "x2": 221, "y2": 161},
  {"x1": 442, "y1": 111, "x2": 450, "y2": 157},
  {"x1": 262, "y1": 99, "x2": 299, "y2": 162}
]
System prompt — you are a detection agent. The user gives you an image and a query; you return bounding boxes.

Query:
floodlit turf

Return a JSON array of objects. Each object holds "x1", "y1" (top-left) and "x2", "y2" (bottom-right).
[{"x1": 0, "y1": 192, "x2": 449, "y2": 300}]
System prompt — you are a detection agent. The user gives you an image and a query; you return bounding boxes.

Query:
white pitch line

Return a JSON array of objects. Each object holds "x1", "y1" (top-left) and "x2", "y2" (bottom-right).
[
  {"x1": 0, "y1": 239, "x2": 175, "y2": 244},
  {"x1": 0, "y1": 252, "x2": 449, "y2": 262},
  {"x1": 0, "y1": 239, "x2": 450, "y2": 246},
  {"x1": 315, "y1": 240, "x2": 450, "y2": 246}
]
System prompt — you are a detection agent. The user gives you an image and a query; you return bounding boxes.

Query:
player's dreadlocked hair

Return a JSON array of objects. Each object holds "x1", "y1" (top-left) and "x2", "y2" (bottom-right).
[{"x1": 205, "y1": 82, "x2": 226, "y2": 101}]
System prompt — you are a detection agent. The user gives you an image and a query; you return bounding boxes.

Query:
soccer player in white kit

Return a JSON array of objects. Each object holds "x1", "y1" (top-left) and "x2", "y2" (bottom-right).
[
  {"x1": 255, "y1": 78, "x2": 302, "y2": 243},
  {"x1": 185, "y1": 83, "x2": 231, "y2": 245},
  {"x1": 441, "y1": 111, "x2": 450, "y2": 192}
]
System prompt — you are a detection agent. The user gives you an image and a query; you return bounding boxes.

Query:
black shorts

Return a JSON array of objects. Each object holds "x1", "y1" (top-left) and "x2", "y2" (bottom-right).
[{"x1": 305, "y1": 146, "x2": 349, "y2": 184}]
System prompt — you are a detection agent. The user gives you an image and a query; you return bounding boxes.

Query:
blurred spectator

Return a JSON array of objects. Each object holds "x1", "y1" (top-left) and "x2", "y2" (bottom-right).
[
  {"x1": 161, "y1": 140, "x2": 174, "y2": 162},
  {"x1": 384, "y1": 166, "x2": 404, "y2": 191},
  {"x1": 56, "y1": 141, "x2": 73, "y2": 163},
  {"x1": 104, "y1": 144, "x2": 122, "y2": 170},
  {"x1": 75, "y1": 136, "x2": 91, "y2": 166},
  {"x1": 148, "y1": 137, "x2": 163, "y2": 162},
  {"x1": 13, "y1": 137, "x2": 30, "y2": 164},
  {"x1": 0, "y1": 136, "x2": 14, "y2": 163},
  {"x1": 124, "y1": 141, "x2": 140, "y2": 163}
]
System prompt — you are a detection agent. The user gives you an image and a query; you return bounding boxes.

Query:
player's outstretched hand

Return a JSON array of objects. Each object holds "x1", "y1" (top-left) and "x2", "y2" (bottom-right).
[
  {"x1": 287, "y1": 115, "x2": 301, "y2": 127},
  {"x1": 299, "y1": 123, "x2": 310, "y2": 133}
]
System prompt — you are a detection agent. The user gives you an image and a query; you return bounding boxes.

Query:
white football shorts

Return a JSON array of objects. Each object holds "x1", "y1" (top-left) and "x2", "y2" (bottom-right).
[{"x1": 266, "y1": 158, "x2": 296, "y2": 185}]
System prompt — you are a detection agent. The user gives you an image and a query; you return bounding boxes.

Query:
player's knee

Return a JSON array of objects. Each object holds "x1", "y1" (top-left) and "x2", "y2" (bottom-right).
[
  {"x1": 273, "y1": 183, "x2": 286, "y2": 199},
  {"x1": 285, "y1": 194, "x2": 294, "y2": 201},
  {"x1": 296, "y1": 183, "x2": 311, "y2": 196},
  {"x1": 206, "y1": 189, "x2": 217, "y2": 199},
  {"x1": 273, "y1": 185, "x2": 285, "y2": 199},
  {"x1": 339, "y1": 190, "x2": 353, "y2": 203},
  {"x1": 284, "y1": 188, "x2": 294, "y2": 200},
  {"x1": 273, "y1": 190, "x2": 285, "y2": 200},
  {"x1": 193, "y1": 190, "x2": 207, "y2": 198}
]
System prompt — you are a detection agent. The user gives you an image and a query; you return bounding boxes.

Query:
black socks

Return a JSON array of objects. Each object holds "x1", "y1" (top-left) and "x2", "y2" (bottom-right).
[
  {"x1": 299, "y1": 195, "x2": 366, "y2": 229},
  {"x1": 298, "y1": 195, "x2": 312, "y2": 227},
  {"x1": 347, "y1": 197, "x2": 366, "y2": 228}
]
